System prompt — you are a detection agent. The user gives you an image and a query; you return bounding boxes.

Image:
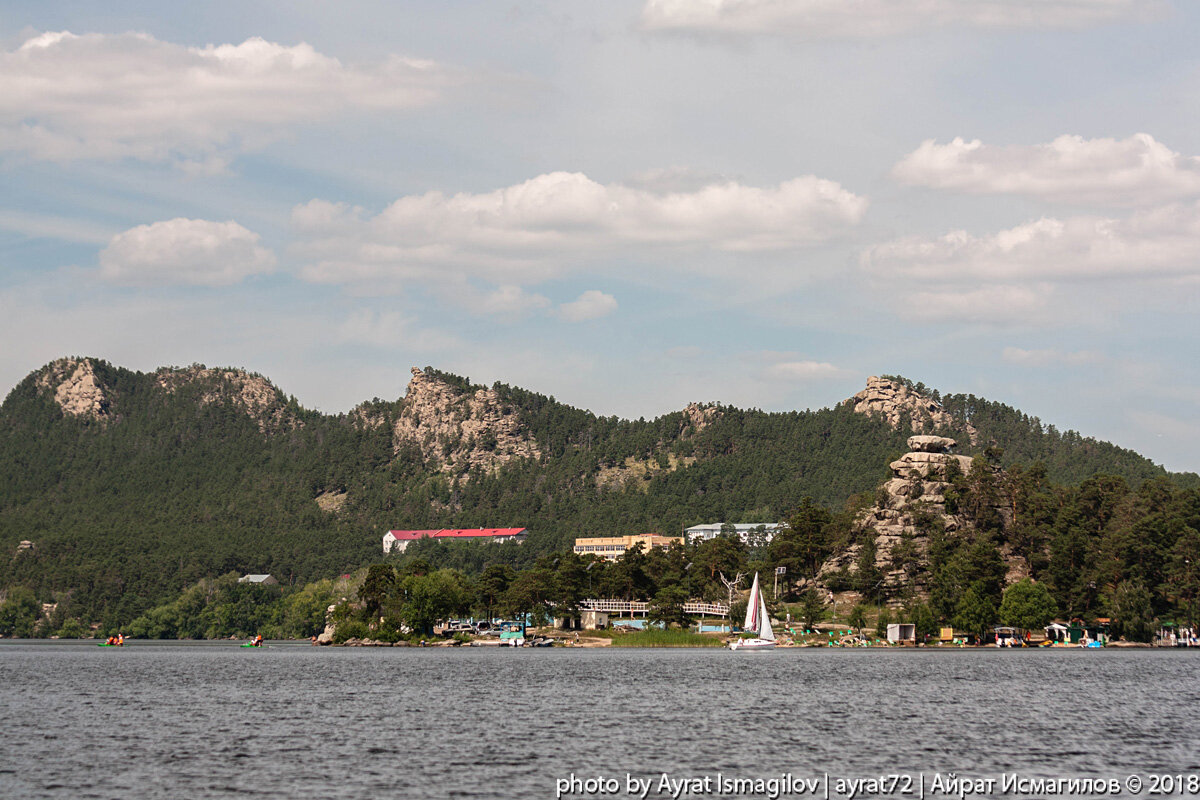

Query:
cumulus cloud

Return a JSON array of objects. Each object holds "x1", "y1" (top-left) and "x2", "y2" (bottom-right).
[
  {"x1": 292, "y1": 171, "x2": 867, "y2": 291},
  {"x1": 892, "y1": 134, "x2": 1200, "y2": 206},
  {"x1": 99, "y1": 218, "x2": 276, "y2": 286},
  {"x1": 0, "y1": 31, "x2": 453, "y2": 168},
  {"x1": 641, "y1": 0, "x2": 1152, "y2": 38},
  {"x1": 557, "y1": 290, "x2": 618, "y2": 322},
  {"x1": 765, "y1": 360, "x2": 846, "y2": 380},
  {"x1": 1001, "y1": 346, "x2": 1104, "y2": 366},
  {"x1": 862, "y1": 203, "x2": 1200, "y2": 282}
]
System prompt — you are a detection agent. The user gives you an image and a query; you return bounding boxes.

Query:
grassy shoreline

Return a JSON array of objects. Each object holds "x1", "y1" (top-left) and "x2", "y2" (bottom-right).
[{"x1": 593, "y1": 629, "x2": 727, "y2": 648}]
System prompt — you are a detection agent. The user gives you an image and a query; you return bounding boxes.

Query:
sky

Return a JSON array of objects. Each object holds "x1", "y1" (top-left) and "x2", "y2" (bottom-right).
[{"x1": 2, "y1": 1, "x2": 1198, "y2": 472}]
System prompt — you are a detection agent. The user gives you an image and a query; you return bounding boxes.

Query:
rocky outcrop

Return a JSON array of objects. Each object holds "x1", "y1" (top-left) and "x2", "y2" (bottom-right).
[
  {"x1": 907, "y1": 435, "x2": 956, "y2": 453},
  {"x1": 155, "y1": 366, "x2": 300, "y2": 433},
  {"x1": 349, "y1": 403, "x2": 390, "y2": 430},
  {"x1": 314, "y1": 491, "x2": 348, "y2": 513},
  {"x1": 682, "y1": 403, "x2": 719, "y2": 434},
  {"x1": 393, "y1": 367, "x2": 540, "y2": 476},
  {"x1": 848, "y1": 376, "x2": 978, "y2": 445},
  {"x1": 595, "y1": 453, "x2": 695, "y2": 491},
  {"x1": 35, "y1": 358, "x2": 112, "y2": 421},
  {"x1": 819, "y1": 434, "x2": 1001, "y2": 602}
]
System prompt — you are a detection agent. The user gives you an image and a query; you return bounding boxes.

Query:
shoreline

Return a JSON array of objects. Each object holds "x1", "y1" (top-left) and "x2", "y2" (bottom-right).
[{"x1": 1, "y1": 636, "x2": 1171, "y2": 650}]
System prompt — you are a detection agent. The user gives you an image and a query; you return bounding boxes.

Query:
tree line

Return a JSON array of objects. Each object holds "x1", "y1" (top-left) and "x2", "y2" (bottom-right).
[{"x1": 1, "y1": 360, "x2": 1196, "y2": 636}]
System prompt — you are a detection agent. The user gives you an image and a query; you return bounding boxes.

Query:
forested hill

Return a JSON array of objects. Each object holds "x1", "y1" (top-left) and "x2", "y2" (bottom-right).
[
  {"x1": 870, "y1": 375, "x2": 1188, "y2": 487},
  {"x1": 0, "y1": 357, "x2": 1193, "y2": 628}
]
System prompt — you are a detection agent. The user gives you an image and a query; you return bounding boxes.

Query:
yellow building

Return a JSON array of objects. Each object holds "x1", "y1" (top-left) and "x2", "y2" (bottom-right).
[{"x1": 573, "y1": 534, "x2": 683, "y2": 561}]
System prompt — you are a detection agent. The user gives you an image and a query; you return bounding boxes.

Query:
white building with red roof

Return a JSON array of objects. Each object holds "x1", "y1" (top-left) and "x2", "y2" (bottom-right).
[{"x1": 383, "y1": 527, "x2": 528, "y2": 554}]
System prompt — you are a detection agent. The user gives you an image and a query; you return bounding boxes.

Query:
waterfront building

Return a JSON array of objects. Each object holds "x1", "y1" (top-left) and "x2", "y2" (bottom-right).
[
  {"x1": 572, "y1": 533, "x2": 683, "y2": 561},
  {"x1": 383, "y1": 527, "x2": 528, "y2": 554},
  {"x1": 238, "y1": 574, "x2": 278, "y2": 585}
]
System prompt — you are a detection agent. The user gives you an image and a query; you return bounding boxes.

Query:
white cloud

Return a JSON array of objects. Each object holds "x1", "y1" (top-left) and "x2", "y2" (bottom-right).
[
  {"x1": 641, "y1": 0, "x2": 1152, "y2": 37},
  {"x1": 557, "y1": 290, "x2": 618, "y2": 322},
  {"x1": 476, "y1": 285, "x2": 552, "y2": 317},
  {"x1": 892, "y1": 134, "x2": 1200, "y2": 206},
  {"x1": 765, "y1": 360, "x2": 846, "y2": 380},
  {"x1": 0, "y1": 31, "x2": 453, "y2": 168},
  {"x1": 337, "y1": 309, "x2": 459, "y2": 351},
  {"x1": 619, "y1": 167, "x2": 740, "y2": 195},
  {"x1": 292, "y1": 171, "x2": 868, "y2": 291},
  {"x1": 1001, "y1": 346, "x2": 1104, "y2": 366},
  {"x1": 900, "y1": 285, "x2": 1052, "y2": 324},
  {"x1": 99, "y1": 218, "x2": 276, "y2": 287},
  {"x1": 337, "y1": 309, "x2": 412, "y2": 348},
  {"x1": 863, "y1": 203, "x2": 1200, "y2": 282}
]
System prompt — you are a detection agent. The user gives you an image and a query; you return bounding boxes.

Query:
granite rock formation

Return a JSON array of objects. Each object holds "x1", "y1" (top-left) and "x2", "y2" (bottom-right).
[
  {"x1": 819, "y1": 434, "x2": 1012, "y2": 601},
  {"x1": 682, "y1": 402, "x2": 719, "y2": 434},
  {"x1": 155, "y1": 365, "x2": 301, "y2": 433},
  {"x1": 848, "y1": 376, "x2": 978, "y2": 445},
  {"x1": 393, "y1": 367, "x2": 541, "y2": 476},
  {"x1": 35, "y1": 358, "x2": 112, "y2": 421}
]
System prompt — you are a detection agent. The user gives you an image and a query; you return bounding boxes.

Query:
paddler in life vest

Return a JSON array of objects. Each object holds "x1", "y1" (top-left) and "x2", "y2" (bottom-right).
[
  {"x1": 253, "y1": 634, "x2": 263, "y2": 647},
  {"x1": 117, "y1": 633, "x2": 125, "y2": 646},
  {"x1": 106, "y1": 635, "x2": 117, "y2": 646}
]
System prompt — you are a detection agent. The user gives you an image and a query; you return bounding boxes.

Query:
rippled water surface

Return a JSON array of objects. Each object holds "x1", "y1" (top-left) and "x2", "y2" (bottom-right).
[{"x1": 2, "y1": 643, "x2": 1198, "y2": 799}]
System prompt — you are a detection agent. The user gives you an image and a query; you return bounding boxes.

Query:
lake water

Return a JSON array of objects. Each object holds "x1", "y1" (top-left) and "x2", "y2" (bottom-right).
[{"x1": 1, "y1": 642, "x2": 1198, "y2": 800}]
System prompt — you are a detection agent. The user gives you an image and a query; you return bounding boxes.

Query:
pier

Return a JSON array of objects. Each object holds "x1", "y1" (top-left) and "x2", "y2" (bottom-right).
[{"x1": 578, "y1": 599, "x2": 730, "y2": 617}]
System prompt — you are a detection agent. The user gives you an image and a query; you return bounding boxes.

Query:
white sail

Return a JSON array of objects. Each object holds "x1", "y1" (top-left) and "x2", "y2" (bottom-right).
[
  {"x1": 743, "y1": 573, "x2": 761, "y2": 631},
  {"x1": 757, "y1": 586, "x2": 775, "y2": 641}
]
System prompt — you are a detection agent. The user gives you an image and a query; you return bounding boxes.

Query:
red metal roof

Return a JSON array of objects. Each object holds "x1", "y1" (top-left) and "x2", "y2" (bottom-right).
[{"x1": 386, "y1": 528, "x2": 527, "y2": 541}]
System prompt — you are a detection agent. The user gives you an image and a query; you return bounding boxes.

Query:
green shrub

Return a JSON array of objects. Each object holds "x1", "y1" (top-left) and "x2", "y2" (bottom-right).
[{"x1": 333, "y1": 619, "x2": 369, "y2": 643}]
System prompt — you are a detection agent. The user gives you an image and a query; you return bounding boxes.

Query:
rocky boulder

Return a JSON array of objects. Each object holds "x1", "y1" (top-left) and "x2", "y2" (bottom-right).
[{"x1": 907, "y1": 435, "x2": 956, "y2": 453}]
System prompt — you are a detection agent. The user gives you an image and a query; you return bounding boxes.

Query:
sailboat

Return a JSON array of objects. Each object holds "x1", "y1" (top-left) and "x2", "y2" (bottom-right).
[{"x1": 729, "y1": 572, "x2": 776, "y2": 650}]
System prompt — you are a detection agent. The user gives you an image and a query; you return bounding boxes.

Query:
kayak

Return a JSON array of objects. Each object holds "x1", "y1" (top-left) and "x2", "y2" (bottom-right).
[
  {"x1": 97, "y1": 643, "x2": 124, "y2": 647},
  {"x1": 240, "y1": 643, "x2": 263, "y2": 648}
]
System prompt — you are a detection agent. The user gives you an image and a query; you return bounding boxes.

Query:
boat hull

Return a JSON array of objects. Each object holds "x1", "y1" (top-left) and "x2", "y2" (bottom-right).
[{"x1": 729, "y1": 638, "x2": 776, "y2": 650}]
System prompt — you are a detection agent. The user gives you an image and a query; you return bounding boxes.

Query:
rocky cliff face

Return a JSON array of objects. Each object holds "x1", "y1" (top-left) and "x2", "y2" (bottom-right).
[
  {"x1": 682, "y1": 402, "x2": 719, "y2": 434},
  {"x1": 819, "y1": 435, "x2": 1015, "y2": 601},
  {"x1": 155, "y1": 365, "x2": 301, "y2": 433},
  {"x1": 393, "y1": 367, "x2": 540, "y2": 476},
  {"x1": 848, "y1": 376, "x2": 978, "y2": 445},
  {"x1": 35, "y1": 358, "x2": 112, "y2": 421}
]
